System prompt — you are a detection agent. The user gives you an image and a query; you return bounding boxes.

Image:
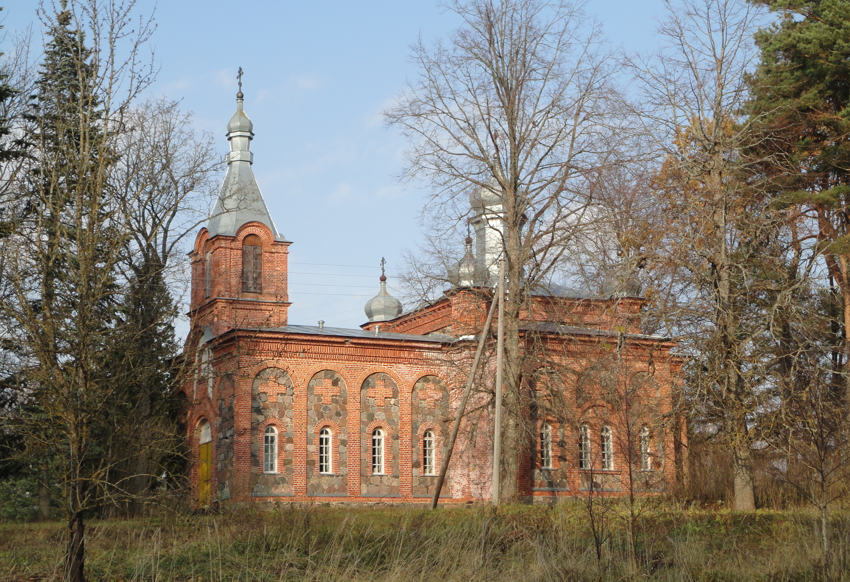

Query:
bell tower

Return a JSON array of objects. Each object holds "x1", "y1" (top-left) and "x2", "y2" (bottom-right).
[{"x1": 189, "y1": 72, "x2": 291, "y2": 337}]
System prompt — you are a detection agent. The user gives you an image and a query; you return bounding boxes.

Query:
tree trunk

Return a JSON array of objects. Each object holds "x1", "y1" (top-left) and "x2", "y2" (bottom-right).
[
  {"x1": 65, "y1": 512, "x2": 85, "y2": 582},
  {"x1": 731, "y1": 438, "x2": 755, "y2": 511}
]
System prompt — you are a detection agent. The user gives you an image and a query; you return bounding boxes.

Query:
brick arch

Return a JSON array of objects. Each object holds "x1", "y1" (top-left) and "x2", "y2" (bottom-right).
[
  {"x1": 235, "y1": 221, "x2": 275, "y2": 246},
  {"x1": 242, "y1": 361, "x2": 297, "y2": 385},
  {"x1": 186, "y1": 400, "x2": 215, "y2": 439},
  {"x1": 409, "y1": 371, "x2": 446, "y2": 393},
  {"x1": 313, "y1": 418, "x2": 342, "y2": 435},
  {"x1": 360, "y1": 372, "x2": 399, "y2": 408},
  {"x1": 194, "y1": 227, "x2": 209, "y2": 253},
  {"x1": 353, "y1": 368, "x2": 405, "y2": 394},
  {"x1": 291, "y1": 364, "x2": 353, "y2": 393}
]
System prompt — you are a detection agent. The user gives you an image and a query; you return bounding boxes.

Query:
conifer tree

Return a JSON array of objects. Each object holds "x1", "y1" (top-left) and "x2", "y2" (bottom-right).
[
  {"x1": 746, "y1": 0, "x2": 850, "y2": 358},
  {"x1": 0, "y1": 1, "x2": 156, "y2": 579}
]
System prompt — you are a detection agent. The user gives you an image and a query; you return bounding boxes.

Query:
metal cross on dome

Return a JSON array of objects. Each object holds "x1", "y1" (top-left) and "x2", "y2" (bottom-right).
[
  {"x1": 380, "y1": 257, "x2": 386, "y2": 278},
  {"x1": 237, "y1": 66, "x2": 243, "y2": 94}
]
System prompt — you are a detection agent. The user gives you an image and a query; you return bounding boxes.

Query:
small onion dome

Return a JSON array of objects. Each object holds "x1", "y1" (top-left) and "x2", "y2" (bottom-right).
[
  {"x1": 227, "y1": 95, "x2": 253, "y2": 134},
  {"x1": 365, "y1": 274, "x2": 403, "y2": 322},
  {"x1": 455, "y1": 236, "x2": 476, "y2": 287},
  {"x1": 469, "y1": 179, "x2": 502, "y2": 209}
]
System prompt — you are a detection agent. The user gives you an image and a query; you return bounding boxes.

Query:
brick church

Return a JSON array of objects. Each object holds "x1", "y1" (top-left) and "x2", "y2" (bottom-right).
[{"x1": 182, "y1": 87, "x2": 683, "y2": 506}]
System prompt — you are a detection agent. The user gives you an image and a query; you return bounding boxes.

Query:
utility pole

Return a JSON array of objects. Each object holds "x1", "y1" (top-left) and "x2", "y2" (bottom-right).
[
  {"x1": 431, "y1": 287, "x2": 499, "y2": 509},
  {"x1": 492, "y1": 255, "x2": 505, "y2": 504}
]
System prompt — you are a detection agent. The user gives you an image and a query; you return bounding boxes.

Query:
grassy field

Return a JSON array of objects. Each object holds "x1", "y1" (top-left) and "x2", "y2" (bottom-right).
[{"x1": 2, "y1": 501, "x2": 849, "y2": 581}]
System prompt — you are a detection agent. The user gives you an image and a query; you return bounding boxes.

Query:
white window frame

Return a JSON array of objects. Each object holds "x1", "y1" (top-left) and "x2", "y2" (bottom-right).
[
  {"x1": 422, "y1": 430, "x2": 435, "y2": 476},
  {"x1": 601, "y1": 426, "x2": 614, "y2": 470},
  {"x1": 579, "y1": 424, "x2": 591, "y2": 470},
  {"x1": 640, "y1": 426, "x2": 652, "y2": 471},
  {"x1": 263, "y1": 426, "x2": 278, "y2": 474},
  {"x1": 318, "y1": 427, "x2": 332, "y2": 474},
  {"x1": 540, "y1": 423, "x2": 553, "y2": 469},
  {"x1": 371, "y1": 428, "x2": 385, "y2": 475}
]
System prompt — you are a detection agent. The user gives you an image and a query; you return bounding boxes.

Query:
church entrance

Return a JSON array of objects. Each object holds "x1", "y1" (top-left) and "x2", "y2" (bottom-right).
[{"x1": 198, "y1": 421, "x2": 212, "y2": 507}]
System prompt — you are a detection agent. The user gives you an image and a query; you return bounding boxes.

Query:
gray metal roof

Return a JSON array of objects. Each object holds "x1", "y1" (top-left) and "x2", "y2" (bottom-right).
[
  {"x1": 251, "y1": 324, "x2": 452, "y2": 344},
  {"x1": 520, "y1": 321, "x2": 670, "y2": 342},
  {"x1": 207, "y1": 93, "x2": 285, "y2": 241}
]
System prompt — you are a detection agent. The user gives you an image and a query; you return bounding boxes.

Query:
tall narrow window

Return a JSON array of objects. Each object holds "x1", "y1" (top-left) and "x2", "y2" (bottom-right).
[
  {"x1": 639, "y1": 426, "x2": 652, "y2": 471},
  {"x1": 263, "y1": 426, "x2": 278, "y2": 473},
  {"x1": 579, "y1": 424, "x2": 591, "y2": 470},
  {"x1": 204, "y1": 251, "x2": 212, "y2": 298},
  {"x1": 540, "y1": 423, "x2": 553, "y2": 469},
  {"x1": 201, "y1": 347, "x2": 213, "y2": 400},
  {"x1": 371, "y1": 428, "x2": 384, "y2": 475},
  {"x1": 242, "y1": 234, "x2": 262, "y2": 293},
  {"x1": 319, "y1": 427, "x2": 332, "y2": 474},
  {"x1": 601, "y1": 426, "x2": 614, "y2": 470},
  {"x1": 422, "y1": 430, "x2": 435, "y2": 476}
]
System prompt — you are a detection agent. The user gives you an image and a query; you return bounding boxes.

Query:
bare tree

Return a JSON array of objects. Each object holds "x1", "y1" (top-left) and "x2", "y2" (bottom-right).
[
  {"x1": 630, "y1": 0, "x2": 770, "y2": 511},
  {"x1": 0, "y1": 1, "x2": 202, "y2": 579},
  {"x1": 387, "y1": 0, "x2": 617, "y2": 501}
]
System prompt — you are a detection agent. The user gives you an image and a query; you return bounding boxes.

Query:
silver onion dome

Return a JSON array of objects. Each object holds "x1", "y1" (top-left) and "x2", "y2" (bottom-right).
[
  {"x1": 365, "y1": 263, "x2": 403, "y2": 322},
  {"x1": 455, "y1": 236, "x2": 476, "y2": 287},
  {"x1": 469, "y1": 178, "x2": 502, "y2": 209}
]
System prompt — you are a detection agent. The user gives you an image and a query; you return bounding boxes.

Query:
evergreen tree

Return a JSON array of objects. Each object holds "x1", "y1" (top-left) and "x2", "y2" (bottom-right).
[
  {"x1": 4, "y1": 4, "x2": 120, "y2": 579},
  {"x1": 746, "y1": 0, "x2": 850, "y2": 361},
  {"x1": 107, "y1": 254, "x2": 181, "y2": 513}
]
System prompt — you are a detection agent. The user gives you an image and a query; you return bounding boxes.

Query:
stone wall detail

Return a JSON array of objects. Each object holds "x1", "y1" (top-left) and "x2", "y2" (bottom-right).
[
  {"x1": 250, "y1": 367, "x2": 294, "y2": 497},
  {"x1": 306, "y1": 370, "x2": 348, "y2": 496},
  {"x1": 411, "y1": 375, "x2": 450, "y2": 498},
  {"x1": 360, "y1": 372, "x2": 400, "y2": 496}
]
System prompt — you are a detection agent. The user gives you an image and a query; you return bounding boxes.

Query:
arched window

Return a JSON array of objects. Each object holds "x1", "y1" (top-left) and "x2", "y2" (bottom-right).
[
  {"x1": 371, "y1": 428, "x2": 384, "y2": 475},
  {"x1": 540, "y1": 423, "x2": 553, "y2": 469},
  {"x1": 422, "y1": 430, "x2": 435, "y2": 476},
  {"x1": 263, "y1": 426, "x2": 278, "y2": 474},
  {"x1": 242, "y1": 234, "x2": 262, "y2": 293},
  {"x1": 639, "y1": 426, "x2": 652, "y2": 471},
  {"x1": 601, "y1": 426, "x2": 614, "y2": 470},
  {"x1": 319, "y1": 427, "x2": 332, "y2": 474},
  {"x1": 579, "y1": 424, "x2": 591, "y2": 470}
]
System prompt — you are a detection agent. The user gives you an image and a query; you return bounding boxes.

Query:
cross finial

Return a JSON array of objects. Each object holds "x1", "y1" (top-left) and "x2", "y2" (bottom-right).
[
  {"x1": 236, "y1": 66, "x2": 244, "y2": 99},
  {"x1": 380, "y1": 257, "x2": 387, "y2": 282}
]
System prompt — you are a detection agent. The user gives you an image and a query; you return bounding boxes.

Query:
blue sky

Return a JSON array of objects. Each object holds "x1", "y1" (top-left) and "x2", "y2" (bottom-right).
[{"x1": 3, "y1": 1, "x2": 669, "y2": 331}]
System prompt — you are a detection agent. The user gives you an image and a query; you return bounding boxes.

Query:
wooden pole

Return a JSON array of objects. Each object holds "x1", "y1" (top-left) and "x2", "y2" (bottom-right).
[
  {"x1": 431, "y1": 289, "x2": 499, "y2": 509},
  {"x1": 492, "y1": 256, "x2": 505, "y2": 504}
]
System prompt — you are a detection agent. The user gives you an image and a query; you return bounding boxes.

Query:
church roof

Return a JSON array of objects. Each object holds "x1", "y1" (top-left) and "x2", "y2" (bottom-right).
[
  {"x1": 207, "y1": 76, "x2": 285, "y2": 241},
  {"x1": 243, "y1": 324, "x2": 452, "y2": 343}
]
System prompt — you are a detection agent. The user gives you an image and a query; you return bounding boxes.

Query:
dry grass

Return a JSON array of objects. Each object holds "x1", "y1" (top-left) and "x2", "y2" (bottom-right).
[{"x1": 1, "y1": 502, "x2": 848, "y2": 581}]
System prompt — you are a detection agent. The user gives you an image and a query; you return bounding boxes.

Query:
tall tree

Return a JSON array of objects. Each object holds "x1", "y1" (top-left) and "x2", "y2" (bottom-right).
[
  {"x1": 632, "y1": 0, "x2": 769, "y2": 510},
  {"x1": 0, "y1": 1, "x2": 155, "y2": 579},
  {"x1": 105, "y1": 98, "x2": 217, "y2": 510},
  {"x1": 745, "y1": 0, "x2": 850, "y2": 362},
  {"x1": 387, "y1": 0, "x2": 615, "y2": 500}
]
